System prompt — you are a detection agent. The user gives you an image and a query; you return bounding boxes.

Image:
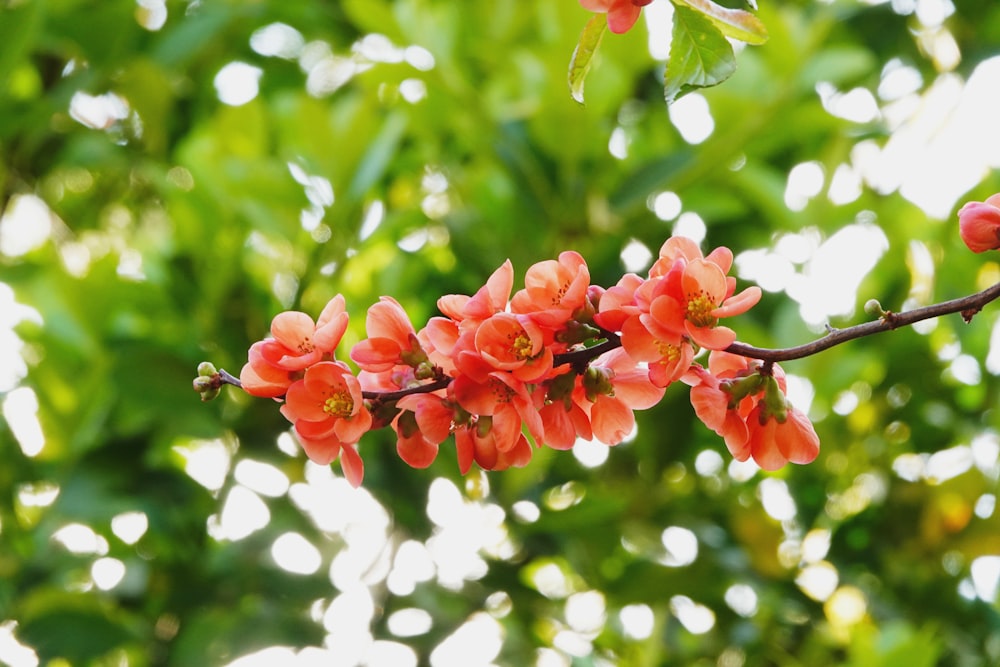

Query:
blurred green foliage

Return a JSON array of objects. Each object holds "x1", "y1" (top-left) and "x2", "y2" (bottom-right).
[{"x1": 2, "y1": 0, "x2": 1000, "y2": 665}]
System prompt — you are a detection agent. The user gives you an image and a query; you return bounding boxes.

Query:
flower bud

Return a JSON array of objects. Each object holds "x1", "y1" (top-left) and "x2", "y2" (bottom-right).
[
  {"x1": 556, "y1": 320, "x2": 600, "y2": 345},
  {"x1": 197, "y1": 361, "x2": 218, "y2": 377},
  {"x1": 760, "y1": 375, "x2": 788, "y2": 423},
  {"x1": 958, "y1": 194, "x2": 1000, "y2": 253},
  {"x1": 720, "y1": 373, "x2": 765, "y2": 407},
  {"x1": 583, "y1": 366, "x2": 615, "y2": 402},
  {"x1": 199, "y1": 386, "x2": 221, "y2": 402},
  {"x1": 864, "y1": 299, "x2": 884, "y2": 317}
]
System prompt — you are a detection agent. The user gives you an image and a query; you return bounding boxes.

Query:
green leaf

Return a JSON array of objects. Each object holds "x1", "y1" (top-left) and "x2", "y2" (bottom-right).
[
  {"x1": 672, "y1": 0, "x2": 768, "y2": 45},
  {"x1": 664, "y1": 4, "x2": 737, "y2": 105},
  {"x1": 568, "y1": 15, "x2": 607, "y2": 105}
]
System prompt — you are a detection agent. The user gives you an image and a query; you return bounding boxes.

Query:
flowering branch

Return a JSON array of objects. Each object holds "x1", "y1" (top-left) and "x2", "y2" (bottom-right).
[
  {"x1": 206, "y1": 282, "x2": 1000, "y2": 396},
  {"x1": 193, "y1": 195, "x2": 1000, "y2": 487}
]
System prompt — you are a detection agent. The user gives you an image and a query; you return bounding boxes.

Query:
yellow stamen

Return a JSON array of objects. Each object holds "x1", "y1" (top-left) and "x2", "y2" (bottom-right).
[
  {"x1": 323, "y1": 391, "x2": 353, "y2": 417},
  {"x1": 686, "y1": 292, "x2": 718, "y2": 328},
  {"x1": 512, "y1": 334, "x2": 533, "y2": 359},
  {"x1": 655, "y1": 340, "x2": 682, "y2": 361}
]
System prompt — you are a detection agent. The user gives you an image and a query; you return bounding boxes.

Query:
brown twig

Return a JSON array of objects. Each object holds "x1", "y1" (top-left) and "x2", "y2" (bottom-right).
[{"x1": 725, "y1": 281, "x2": 1000, "y2": 362}]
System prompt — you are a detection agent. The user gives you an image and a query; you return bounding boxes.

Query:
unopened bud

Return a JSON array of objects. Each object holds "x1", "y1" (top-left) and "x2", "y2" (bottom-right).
[
  {"x1": 720, "y1": 373, "x2": 765, "y2": 406},
  {"x1": 583, "y1": 366, "x2": 615, "y2": 402},
  {"x1": 546, "y1": 371, "x2": 578, "y2": 407},
  {"x1": 864, "y1": 299, "x2": 885, "y2": 317},
  {"x1": 476, "y1": 415, "x2": 493, "y2": 438},
  {"x1": 761, "y1": 375, "x2": 788, "y2": 422},
  {"x1": 197, "y1": 361, "x2": 218, "y2": 377},
  {"x1": 401, "y1": 334, "x2": 430, "y2": 368},
  {"x1": 397, "y1": 410, "x2": 420, "y2": 438},
  {"x1": 413, "y1": 360, "x2": 437, "y2": 380},
  {"x1": 556, "y1": 320, "x2": 600, "y2": 345},
  {"x1": 199, "y1": 385, "x2": 221, "y2": 402}
]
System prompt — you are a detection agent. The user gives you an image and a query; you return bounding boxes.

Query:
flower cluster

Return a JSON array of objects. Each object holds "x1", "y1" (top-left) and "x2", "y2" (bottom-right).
[
  {"x1": 239, "y1": 236, "x2": 821, "y2": 486},
  {"x1": 685, "y1": 352, "x2": 819, "y2": 470}
]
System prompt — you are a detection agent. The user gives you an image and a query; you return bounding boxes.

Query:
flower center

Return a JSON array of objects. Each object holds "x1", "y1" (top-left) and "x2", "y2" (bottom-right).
[
  {"x1": 551, "y1": 283, "x2": 569, "y2": 305},
  {"x1": 655, "y1": 340, "x2": 682, "y2": 361},
  {"x1": 297, "y1": 337, "x2": 315, "y2": 354},
  {"x1": 323, "y1": 391, "x2": 354, "y2": 417},
  {"x1": 489, "y1": 377, "x2": 515, "y2": 404},
  {"x1": 508, "y1": 330, "x2": 534, "y2": 360},
  {"x1": 686, "y1": 292, "x2": 718, "y2": 328}
]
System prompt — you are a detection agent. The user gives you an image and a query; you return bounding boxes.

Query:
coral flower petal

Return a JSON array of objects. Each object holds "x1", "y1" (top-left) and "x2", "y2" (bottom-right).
[
  {"x1": 271, "y1": 311, "x2": 316, "y2": 350},
  {"x1": 313, "y1": 312, "x2": 348, "y2": 352},
  {"x1": 339, "y1": 444, "x2": 365, "y2": 487},
  {"x1": 297, "y1": 435, "x2": 342, "y2": 466},
  {"x1": 778, "y1": 408, "x2": 821, "y2": 465},
  {"x1": 682, "y1": 259, "x2": 728, "y2": 302},
  {"x1": 397, "y1": 433, "x2": 439, "y2": 468},
  {"x1": 334, "y1": 408, "x2": 373, "y2": 443},
  {"x1": 713, "y1": 286, "x2": 762, "y2": 318},
  {"x1": 686, "y1": 321, "x2": 737, "y2": 350},
  {"x1": 366, "y1": 296, "x2": 415, "y2": 342},
  {"x1": 591, "y1": 394, "x2": 634, "y2": 445},
  {"x1": 285, "y1": 381, "x2": 331, "y2": 422},
  {"x1": 351, "y1": 337, "x2": 403, "y2": 372}
]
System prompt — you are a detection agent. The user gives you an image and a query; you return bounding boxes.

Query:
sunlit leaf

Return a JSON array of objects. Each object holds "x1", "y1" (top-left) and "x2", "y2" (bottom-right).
[
  {"x1": 672, "y1": 0, "x2": 768, "y2": 45},
  {"x1": 568, "y1": 14, "x2": 607, "y2": 105},
  {"x1": 664, "y1": 5, "x2": 737, "y2": 105}
]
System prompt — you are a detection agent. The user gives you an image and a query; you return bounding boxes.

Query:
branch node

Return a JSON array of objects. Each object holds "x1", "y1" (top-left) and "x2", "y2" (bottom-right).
[
  {"x1": 882, "y1": 310, "x2": 902, "y2": 329},
  {"x1": 961, "y1": 306, "x2": 981, "y2": 323}
]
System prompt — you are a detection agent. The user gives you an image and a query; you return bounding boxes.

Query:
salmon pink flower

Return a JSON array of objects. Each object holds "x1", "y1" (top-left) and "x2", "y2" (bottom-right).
[
  {"x1": 452, "y1": 371, "x2": 545, "y2": 451},
  {"x1": 620, "y1": 316, "x2": 694, "y2": 387},
  {"x1": 396, "y1": 393, "x2": 454, "y2": 446},
  {"x1": 240, "y1": 341, "x2": 300, "y2": 398},
  {"x1": 687, "y1": 365, "x2": 752, "y2": 459},
  {"x1": 685, "y1": 353, "x2": 818, "y2": 470},
  {"x1": 575, "y1": 349, "x2": 665, "y2": 445},
  {"x1": 473, "y1": 312, "x2": 554, "y2": 382},
  {"x1": 631, "y1": 257, "x2": 758, "y2": 351},
  {"x1": 280, "y1": 361, "x2": 373, "y2": 485},
  {"x1": 240, "y1": 295, "x2": 349, "y2": 397},
  {"x1": 455, "y1": 420, "x2": 533, "y2": 473},
  {"x1": 594, "y1": 273, "x2": 644, "y2": 332},
  {"x1": 539, "y1": 398, "x2": 593, "y2": 450},
  {"x1": 511, "y1": 251, "x2": 591, "y2": 328},
  {"x1": 393, "y1": 410, "x2": 440, "y2": 469},
  {"x1": 437, "y1": 259, "x2": 513, "y2": 327},
  {"x1": 649, "y1": 236, "x2": 705, "y2": 276},
  {"x1": 351, "y1": 296, "x2": 427, "y2": 373},
  {"x1": 676, "y1": 258, "x2": 761, "y2": 349},
  {"x1": 958, "y1": 193, "x2": 1000, "y2": 253},
  {"x1": 580, "y1": 0, "x2": 652, "y2": 34},
  {"x1": 746, "y1": 404, "x2": 820, "y2": 471}
]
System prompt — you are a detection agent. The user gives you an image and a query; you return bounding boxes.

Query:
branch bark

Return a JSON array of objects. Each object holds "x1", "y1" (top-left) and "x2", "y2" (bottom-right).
[{"x1": 725, "y1": 281, "x2": 1000, "y2": 362}]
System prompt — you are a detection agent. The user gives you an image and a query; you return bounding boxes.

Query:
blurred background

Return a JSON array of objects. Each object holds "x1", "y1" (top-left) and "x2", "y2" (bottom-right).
[{"x1": 3, "y1": 0, "x2": 1000, "y2": 665}]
